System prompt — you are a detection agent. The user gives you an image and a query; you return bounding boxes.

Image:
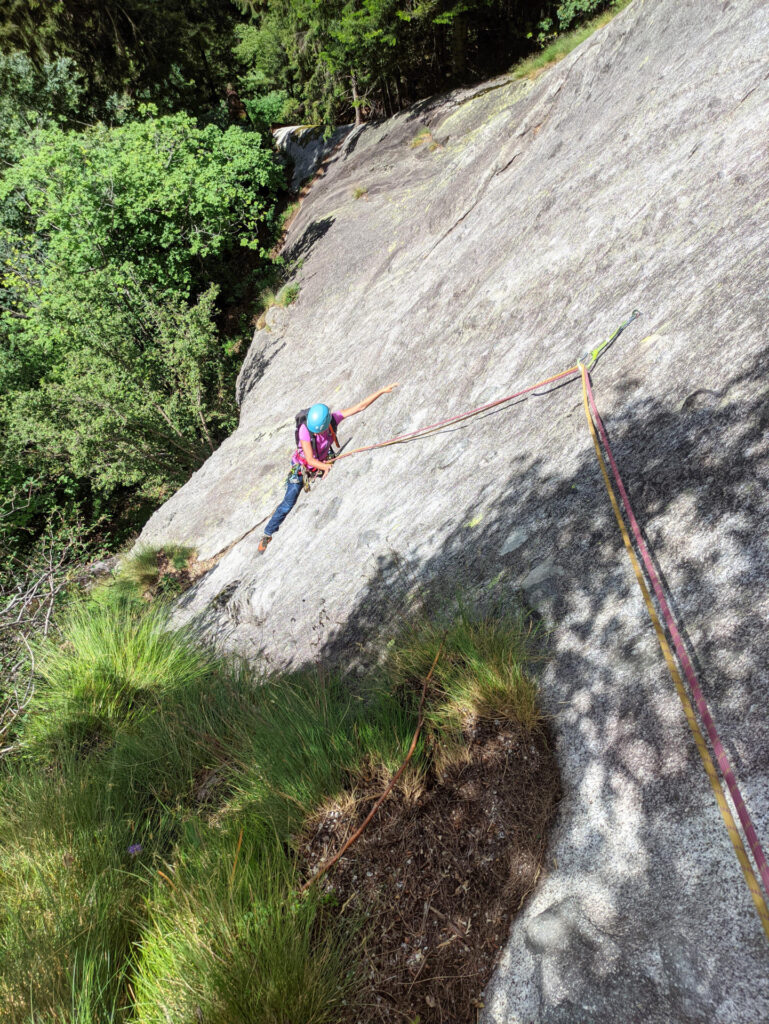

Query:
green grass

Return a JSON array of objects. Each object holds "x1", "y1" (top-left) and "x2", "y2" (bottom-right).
[
  {"x1": 280, "y1": 282, "x2": 300, "y2": 306},
  {"x1": 512, "y1": 0, "x2": 633, "y2": 79},
  {"x1": 0, "y1": 587, "x2": 543, "y2": 1023},
  {"x1": 279, "y1": 200, "x2": 300, "y2": 230},
  {"x1": 384, "y1": 610, "x2": 544, "y2": 770},
  {"x1": 256, "y1": 281, "x2": 300, "y2": 323},
  {"x1": 115, "y1": 543, "x2": 195, "y2": 597},
  {"x1": 133, "y1": 834, "x2": 356, "y2": 1024},
  {"x1": 409, "y1": 128, "x2": 432, "y2": 148},
  {"x1": 352, "y1": 185, "x2": 368, "y2": 199},
  {"x1": 20, "y1": 591, "x2": 213, "y2": 755}
]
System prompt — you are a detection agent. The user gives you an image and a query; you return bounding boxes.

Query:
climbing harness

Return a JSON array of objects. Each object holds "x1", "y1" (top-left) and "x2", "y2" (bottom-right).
[{"x1": 311, "y1": 311, "x2": 769, "y2": 937}]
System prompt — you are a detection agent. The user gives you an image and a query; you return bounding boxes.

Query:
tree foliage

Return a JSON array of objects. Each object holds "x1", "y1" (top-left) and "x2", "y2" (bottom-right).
[
  {"x1": 0, "y1": 0, "x2": 244, "y2": 118},
  {"x1": 0, "y1": 113, "x2": 285, "y2": 538},
  {"x1": 0, "y1": 51, "x2": 86, "y2": 165},
  {"x1": 233, "y1": 0, "x2": 620, "y2": 124}
]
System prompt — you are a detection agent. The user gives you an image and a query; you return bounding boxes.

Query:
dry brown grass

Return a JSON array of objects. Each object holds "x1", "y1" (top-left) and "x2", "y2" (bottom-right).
[{"x1": 299, "y1": 714, "x2": 560, "y2": 1024}]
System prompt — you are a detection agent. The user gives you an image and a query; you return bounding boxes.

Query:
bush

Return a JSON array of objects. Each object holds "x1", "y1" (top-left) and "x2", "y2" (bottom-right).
[
  {"x1": 0, "y1": 113, "x2": 286, "y2": 525},
  {"x1": 0, "y1": 112, "x2": 284, "y2": 294}
]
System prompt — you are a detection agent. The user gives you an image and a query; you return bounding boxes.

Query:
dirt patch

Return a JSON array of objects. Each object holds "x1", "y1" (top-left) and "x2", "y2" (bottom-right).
[
  {"x1": 300, "y1": 718, "x2": 560, "y2": 1023},
  {"x1": 147, "y1": 549, "x2": 214, "y2": 598}
]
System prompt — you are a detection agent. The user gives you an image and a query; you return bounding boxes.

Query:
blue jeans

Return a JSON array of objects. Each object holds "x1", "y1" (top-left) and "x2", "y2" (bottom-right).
[{"x1": 264, "y1": 472, "x2": 304, "y2": 537}]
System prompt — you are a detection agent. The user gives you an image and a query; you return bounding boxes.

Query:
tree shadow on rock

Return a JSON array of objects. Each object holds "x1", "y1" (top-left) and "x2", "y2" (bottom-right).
[
  {"x1": 316, "y1": 342, "x2": 769, "y2": 770},
  {"x1": 300, "y1": 342, "x2": 769, "y2": 1015},
  {"x1": 284, "y1": 216, "x2": 335, "y2": 264}
]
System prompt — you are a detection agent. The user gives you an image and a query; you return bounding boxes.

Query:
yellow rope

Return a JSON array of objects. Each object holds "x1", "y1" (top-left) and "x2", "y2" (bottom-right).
[{"x1": 578, "y1": 363, "x2": 769, "y2": 940}]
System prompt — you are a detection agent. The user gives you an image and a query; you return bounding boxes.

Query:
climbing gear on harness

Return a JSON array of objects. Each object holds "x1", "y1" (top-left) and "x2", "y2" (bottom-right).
[
  {"x1": 578, "y1": 361, "x2": 769, "y2": 940},
  {"x1": 289, "y1": 454, "x2": 335, "y2": 489},
  {"x1": 306, "y1": 403, "x2": 332, "y2": 434},
  {"x1": 257, "y1": 534, "x2": 272, "y2": 554}
]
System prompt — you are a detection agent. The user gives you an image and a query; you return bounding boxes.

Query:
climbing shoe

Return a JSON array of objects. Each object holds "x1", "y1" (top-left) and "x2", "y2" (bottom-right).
[{"x1": 258, "y1": 534, "x2": 272, "y2": 554}]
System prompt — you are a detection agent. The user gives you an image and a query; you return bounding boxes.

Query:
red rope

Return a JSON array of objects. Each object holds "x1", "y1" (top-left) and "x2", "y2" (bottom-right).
[
  {"x1": 582, "y1": 368, "x2": 769, "y2": 897},
  {"x1": 333, "y1": 365, "x2": 581, "y2": 461}
]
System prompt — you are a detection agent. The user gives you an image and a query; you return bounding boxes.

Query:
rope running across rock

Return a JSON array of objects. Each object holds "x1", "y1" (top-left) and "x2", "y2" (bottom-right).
[{"x1": 300, "y1": 311, "x2": 769, "y2": 938}]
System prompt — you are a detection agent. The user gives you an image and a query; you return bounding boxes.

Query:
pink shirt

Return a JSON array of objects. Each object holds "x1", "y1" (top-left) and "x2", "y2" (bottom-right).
[{"x1": 292, "y1": 411, "x2": 344, "y2": 466}]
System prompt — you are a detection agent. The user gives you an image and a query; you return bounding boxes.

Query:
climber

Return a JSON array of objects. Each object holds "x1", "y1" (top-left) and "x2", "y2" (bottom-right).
[{"x1": 258, "y1": 384, "x2": 399, "y2": 553}]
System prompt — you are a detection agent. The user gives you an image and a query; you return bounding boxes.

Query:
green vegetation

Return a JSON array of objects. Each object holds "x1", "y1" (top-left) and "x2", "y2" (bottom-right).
[
  {"x1": 279, "y1": 199, "x2": 301, "y2": 230},
  {"x1": 0, "y1": 112, "x2": 285, "y2": 533},
  {"x1": 280, "y1": 282, "x2": 301, "y2": 306},
  {"x1": 410, "y1": 129, "x2": 433, "y2": 148},
  {"x1": 0, "y1": 0, "x2": 245, "y2": 119},
  {"x1": 512, "y1": 0, "x2": 633, "y2": 77},
  {"x1": 255, "y1": 279, "x2": 302, "y2": 327},
  {"x1": 352, "y1": 185, "x2": 369, "y2": 199},
  {"x1": 0, "y1": 581, "x2": 544, "y2": 1022},
  {"x1": 233, "y1": 0, "x2": 626, "y2": 125},
  {"x1": 0, "y1": 3, "x2": 619, "y2": 1011},
  {"x1": 113, "y1": 544, "x2": 196, "y2": 599},
  {"x1": 390, "y1": 611, "x2": 541, "y2": 729}
]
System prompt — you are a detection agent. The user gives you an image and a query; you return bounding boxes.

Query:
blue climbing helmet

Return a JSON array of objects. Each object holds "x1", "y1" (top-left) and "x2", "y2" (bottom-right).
[{"x1": 306, "y1": 403, "x2": 332, "y2": 434}]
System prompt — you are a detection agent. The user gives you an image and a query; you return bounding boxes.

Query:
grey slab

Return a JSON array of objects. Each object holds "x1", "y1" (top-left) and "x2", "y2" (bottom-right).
[{"x1": 138, "y1": 1, "x2": 769, "y2": 1018}]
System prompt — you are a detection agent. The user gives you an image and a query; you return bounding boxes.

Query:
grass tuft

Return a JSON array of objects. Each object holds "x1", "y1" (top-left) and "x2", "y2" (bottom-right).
[
  {"x1": 384, "y1": 610, "x2": 543, "y2": 768},
  {"x1": 255, "y1": 281, "x2": 301, "y2": 327},
  {"x1": 133, "y1": 833, "x2": 356, "y2": 1024},
  {"x1": 20, "y1": 591, "x2": 215, "y2": 757},
  {"x1": 280, "y1": 282, "x2": 300, "y2": 305},
  {"x1": 115, "y1": 543, "x2": 195, "y2": 599}
]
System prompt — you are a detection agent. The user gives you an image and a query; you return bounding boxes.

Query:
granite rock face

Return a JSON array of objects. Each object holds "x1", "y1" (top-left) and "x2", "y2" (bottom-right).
[
  {"x1": 273, "y1": 124, "x2": 354, "y2": 192},
  {"x1": 139, "y1": 0, "x2": 769, "y2": 1019}
]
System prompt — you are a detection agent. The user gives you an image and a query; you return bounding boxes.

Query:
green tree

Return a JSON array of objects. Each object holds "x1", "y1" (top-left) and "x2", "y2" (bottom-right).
[
  {"x1": 0, "y1": 0, "x2": 245, "y2": 118},
  {"x1": 232, "y1": 0, "x2": 620, "y2": 126},
  {"x1": 0, "y1": 112, "x2": 285, "y2": 531},
  {"x1": 0, "y1": 52, "x2": 85, "y2": 165},
  {"x1": 8, "y1": 283, "x2": 232, "y2": 498}
]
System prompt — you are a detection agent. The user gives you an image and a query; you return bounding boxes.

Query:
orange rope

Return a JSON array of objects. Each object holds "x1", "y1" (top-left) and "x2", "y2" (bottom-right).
[
  {"x1": 579, "y1": 363, "x2": 769, "y2": 940},
  {"x1": 300, "y1": 644, "x2": 443, "y2": 893}
]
